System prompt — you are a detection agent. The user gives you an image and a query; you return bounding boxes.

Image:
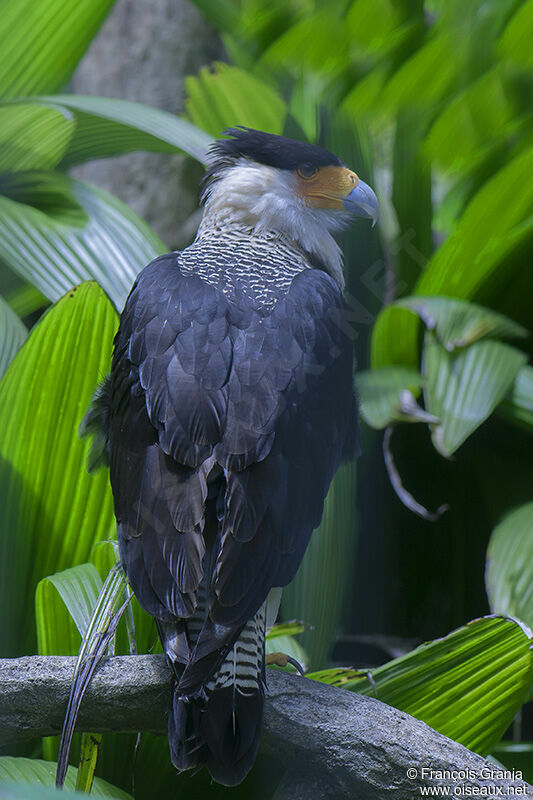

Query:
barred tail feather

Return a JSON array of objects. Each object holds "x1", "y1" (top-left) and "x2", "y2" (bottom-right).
[
  {"x1": 169, "y1": 681, "x2": 264, "y2": 785},
  {"x1": 167, "y1": 605, "x2": 266, "y2": 786}
]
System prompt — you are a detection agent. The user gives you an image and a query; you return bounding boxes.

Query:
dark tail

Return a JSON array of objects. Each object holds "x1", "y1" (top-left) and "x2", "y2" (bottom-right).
[
  {"x1": 166, "y1": 607, "x2": 266, "y2": 786},
  {"x1": 169, "y1": 678, "x2": 264, "y2": 786}
]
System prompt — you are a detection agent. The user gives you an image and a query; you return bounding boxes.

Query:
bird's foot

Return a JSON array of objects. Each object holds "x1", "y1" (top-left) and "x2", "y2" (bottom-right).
[{"x1": 265, "y1": 652, "x2": 305, "y2": 675}]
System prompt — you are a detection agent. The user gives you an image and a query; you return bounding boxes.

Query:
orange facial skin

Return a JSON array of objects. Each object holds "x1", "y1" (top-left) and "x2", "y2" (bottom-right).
[{"x1": 293, "y1": 165, "x2": 360, "y2": 209}]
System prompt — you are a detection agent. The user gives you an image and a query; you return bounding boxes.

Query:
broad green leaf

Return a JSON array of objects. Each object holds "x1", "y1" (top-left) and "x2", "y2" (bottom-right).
[
  {"x1": 287, "y1": 75, "x2": 322, "y2": 143},
  {"x1": 356, "y1": 367, "x2": 428, "y2": 429},
  {"x1": 383, "y1": 29, "x2": 467, "y2": 111},
  {"x1": 371, "y1": 147, "x2": 533, "y2": 369},
  {"x1": 5, "y1": 283, "x2": 48, "y2": 319},
  {"x1": 0, "y1": 267, "x2": 48, "y2": 318},
  {"x1": 346, "y1": 0, "x2": 412, "y2": 63},
  {"x1": 266, "y1": 620, "x2": 308, "y2": 639},
  {"x1": 90, "y1": 540, "x2": 119, "y2": 579},
  {"x1": 0, "y1": 294, "x2": 26, "y2": 378},
  {"x1": 260, "y1": 11, "x2": 350, "y2": 76},
  {"x1": 423, "y1": 333, "x2": 527, "y2": 456},
  {"x1": 0, "y1": 282, "x2": 117, "y2": 656},
  {"x1": 185, "y1": 63, "x2": 287, "y2": 138},
  {"x1": 29, "y1": 95, "x2": 212, "y2": 168},
  {"x1": 220, "y1": 1, "x2": 300, "y2": 73},
  {"x1": 370, "y1": 305, "x2": 420, "y2": 369},
  {"x1": 0, "y1": 785, "x2": 84, "y2": 800},
  {"x1": 309, "y1": 615, "x2": 533, "y2": 755},
  {"x1": 0, "y1": 172, "x2": 164, "y2": 310},
  {"x1": 424, "y1": 69, "x2": 516, "y2": 175},
  {"x1": 36, "y1": 564, "x2": 104, "y2": 656},
  {"x1": 281, "y1": 460, "x2": 357, "y2": 669},
  {"x1": 499, "y1": 0, "x2": 533, "y2": 70},
  {"x1": 416, "y1": 146, "x2": 533, "y2": 299},
  {"x1": 498, "y1": 365, "x2": 533, "y2": 431},
  {"x1": 308, "y1": 666, "x2": 372, "y2": 687},
  {"x1": 0, "y1": 757, "x2": 132, "y2": 799},
  {"x1": 396, "y1": 295, "x2": 527, "y2": 350},
  {"x1": 187, "y1": 0, "x2": 240, "y2": 33},
  {"x1": 0, "y1": 0, "x2": 115, "y2": 99},
  {"x1": 0, "y1": 104, "x2": 75, "y2": 171},
  {"x1": 371, "y1": 297, "x2": 531, "y2": 444},
  {"x1": 486, "y1": 503, "x2": 533, "y2": 629},
  {"x1": 341, "y1": 67, "x2": 388, "y2": 119},
  {"x1": 433, "y1": 171, "x2": 479, "y2": 237}
]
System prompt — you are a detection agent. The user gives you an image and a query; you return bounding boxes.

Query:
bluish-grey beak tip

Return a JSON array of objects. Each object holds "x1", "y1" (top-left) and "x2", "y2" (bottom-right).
[{"x1": 343, "y1": 179, "x2": 379, "y2": 226}]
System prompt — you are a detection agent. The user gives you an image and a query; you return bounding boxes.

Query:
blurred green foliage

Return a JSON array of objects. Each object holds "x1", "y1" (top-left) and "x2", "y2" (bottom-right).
[{"x1": 0, "y1": 0, "x2": 532, "y2": 797}]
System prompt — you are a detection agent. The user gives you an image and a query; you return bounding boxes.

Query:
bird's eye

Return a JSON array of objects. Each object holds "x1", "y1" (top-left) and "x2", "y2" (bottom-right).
[{"x1": 297, "y1": 164, "x2": 318, "y2": 179}]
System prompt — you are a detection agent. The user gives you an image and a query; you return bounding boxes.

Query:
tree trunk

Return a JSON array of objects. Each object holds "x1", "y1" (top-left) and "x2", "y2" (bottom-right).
[{"x1": 71, "y1": 0, "x2": 221, "y2": 249}]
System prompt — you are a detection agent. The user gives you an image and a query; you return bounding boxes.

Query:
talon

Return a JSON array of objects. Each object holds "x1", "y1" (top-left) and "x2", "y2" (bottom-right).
[{"x1": 266, "y1": 652, "x2": 305, "y2": 675}]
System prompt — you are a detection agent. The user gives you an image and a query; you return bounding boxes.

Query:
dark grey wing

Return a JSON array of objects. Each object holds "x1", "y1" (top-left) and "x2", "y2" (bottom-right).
[
  {"x1": 179, "y1": 268, "x2": 359, "y2": 690},
  {"x1": 109, "y1": 253, "x2": 232, "y2": 633},
  {"x1": 212, "y1": 268, "x2": 358, "y2": 618},
  {"x1": 110, "y1": 253, "x2": 358, "y2": 689}
]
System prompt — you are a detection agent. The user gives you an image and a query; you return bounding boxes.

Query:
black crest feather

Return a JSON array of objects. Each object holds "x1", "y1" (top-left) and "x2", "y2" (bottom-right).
[{"x1": 207, "y1": 126, "x2": 342, "y2": 174}]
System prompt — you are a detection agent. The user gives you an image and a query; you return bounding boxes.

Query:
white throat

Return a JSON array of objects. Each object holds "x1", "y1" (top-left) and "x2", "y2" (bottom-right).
[{"x1": 199, "y1": 162, "x2": 348, "y2": 289}]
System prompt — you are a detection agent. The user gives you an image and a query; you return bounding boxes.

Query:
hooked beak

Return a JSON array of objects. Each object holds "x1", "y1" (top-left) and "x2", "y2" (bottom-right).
[{"x1": 343, "y1": 179, "x2": 379, "y2": 226}]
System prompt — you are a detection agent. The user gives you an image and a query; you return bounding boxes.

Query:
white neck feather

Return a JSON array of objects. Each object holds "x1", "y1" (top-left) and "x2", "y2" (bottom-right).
[{"x1": 198, "y1": 162, "x2": 348, "y2": 289}]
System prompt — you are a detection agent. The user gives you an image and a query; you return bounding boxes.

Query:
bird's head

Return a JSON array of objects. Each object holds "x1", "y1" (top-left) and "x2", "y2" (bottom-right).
[{"x1": 200, "y1": 127, "x2": 378, "y2": 288}]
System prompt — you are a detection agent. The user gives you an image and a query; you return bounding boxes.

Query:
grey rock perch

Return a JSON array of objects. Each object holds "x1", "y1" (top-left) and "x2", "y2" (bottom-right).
[{"x1": 1, "y1": 656, "x2": 530, "y2": 799}]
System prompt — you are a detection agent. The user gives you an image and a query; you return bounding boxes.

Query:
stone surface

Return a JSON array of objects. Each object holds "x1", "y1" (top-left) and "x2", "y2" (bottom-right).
[
  {"x1": 71, "y1": 0, "x2": 221, "y2": 249},
  {"x1": 1, "y1": 655, "x2": 531, "y2": 799}
]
